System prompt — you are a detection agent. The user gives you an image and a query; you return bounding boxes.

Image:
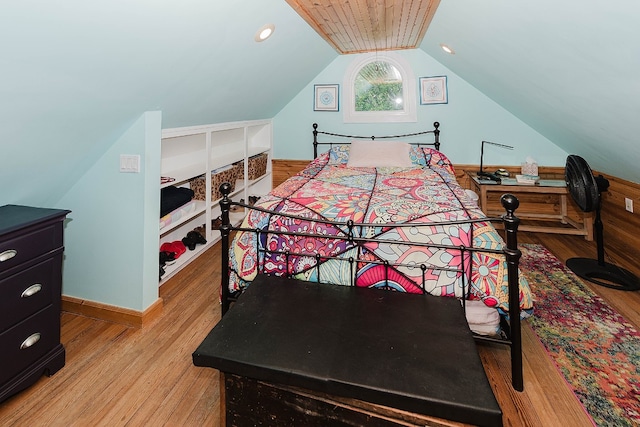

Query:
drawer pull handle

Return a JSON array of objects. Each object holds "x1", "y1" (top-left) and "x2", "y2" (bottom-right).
[
  {"x1": 20, "y1": 333, "x2": 41, "y2": 350},
  {"x1": 21, "y1": 284, "x2": 43, "y2": 298},
  {"x1": 0, "y1": 249, "x2": 17, "y2": 262}
]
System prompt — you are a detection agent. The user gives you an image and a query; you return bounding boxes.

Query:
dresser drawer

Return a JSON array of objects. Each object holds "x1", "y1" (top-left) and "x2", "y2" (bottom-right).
[
  {"x1": 0, "y1": 222, "x2": 63, "y2": 274},
  {"x1": 0, "y1": 254, "x2": 62, "y2": 329},
  {"x1": 0, "y1": 305, "x2": 60, "y2": 385}
]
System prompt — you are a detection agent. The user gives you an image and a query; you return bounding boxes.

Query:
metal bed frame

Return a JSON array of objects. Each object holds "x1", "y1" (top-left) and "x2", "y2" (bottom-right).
[
  {"x1": 216, "y1": 122, "x2": 525, "y2": 391},
  {"x1": 312, "y1": 121, "x2": 440, "y2": 158}
]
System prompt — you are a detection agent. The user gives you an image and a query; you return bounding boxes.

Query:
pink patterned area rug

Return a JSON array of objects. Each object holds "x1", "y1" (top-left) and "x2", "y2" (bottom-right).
[{"x1": 520, "y1": 243, "x2": 640, "y2": 427}]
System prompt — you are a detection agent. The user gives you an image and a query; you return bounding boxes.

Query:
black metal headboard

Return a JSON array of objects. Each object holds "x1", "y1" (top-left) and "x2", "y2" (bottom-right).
[{"x1": 312, "y1": 121, "x2": 440, "y2": 158}]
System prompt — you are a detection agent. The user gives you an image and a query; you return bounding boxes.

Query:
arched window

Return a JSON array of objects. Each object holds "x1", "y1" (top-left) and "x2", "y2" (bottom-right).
[{"x1": 343, "y1": 52, "x2": 417, "y2": 123}]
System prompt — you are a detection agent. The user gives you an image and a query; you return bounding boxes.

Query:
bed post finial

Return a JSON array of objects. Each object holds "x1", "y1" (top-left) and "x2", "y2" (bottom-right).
[
  {"x1": 501, "y1": 193, "x2": 519, "y2": 216},
  {"x1": 313, "y1": 123, "x2": 319, "y2": 159},
  {"x1": 500, "y1": 193, "x2": 523, "y2": 391},
  {"x1": 433, "y1": 121, "x2": 440, "y2": 151},
  {"x1": 220, "y1": 182, "x2": 233, "y2": 315}
]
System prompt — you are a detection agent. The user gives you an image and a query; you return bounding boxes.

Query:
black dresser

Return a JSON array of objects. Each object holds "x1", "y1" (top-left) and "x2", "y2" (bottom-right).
[{"x1": 0, "y1": 205, "x2": 70, "y2": 402}]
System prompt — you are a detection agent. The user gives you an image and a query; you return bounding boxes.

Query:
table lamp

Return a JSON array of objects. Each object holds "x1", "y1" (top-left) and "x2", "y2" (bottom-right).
[{"x1": 478, "y1": 140, "x2": 514, "y2": 183}]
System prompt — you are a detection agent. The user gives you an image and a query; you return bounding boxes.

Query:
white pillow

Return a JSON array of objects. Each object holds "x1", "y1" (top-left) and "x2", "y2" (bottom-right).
[{"x1": 346, "y1": 140, "x2": 413, "y2": 168}]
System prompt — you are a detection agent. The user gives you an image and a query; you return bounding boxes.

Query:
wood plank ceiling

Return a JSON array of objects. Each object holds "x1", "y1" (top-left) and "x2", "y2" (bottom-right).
[{"x1": 285, "y1": 0, "x2": 441, "y2": 54}]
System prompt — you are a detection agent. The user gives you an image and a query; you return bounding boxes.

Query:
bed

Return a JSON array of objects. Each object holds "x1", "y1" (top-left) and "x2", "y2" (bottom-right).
[{"x1": 217, "y1": 122, "x2": 531, "y2": 391}]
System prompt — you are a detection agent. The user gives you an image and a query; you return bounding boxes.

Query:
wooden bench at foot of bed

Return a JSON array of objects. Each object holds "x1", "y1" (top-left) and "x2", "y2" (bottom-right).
[{"x1": 193, "y1": 275, "x2": 503, "y2": 427}]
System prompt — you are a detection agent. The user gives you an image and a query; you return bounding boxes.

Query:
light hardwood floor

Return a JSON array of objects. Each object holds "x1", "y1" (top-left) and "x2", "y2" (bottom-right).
[{"x1": 0, "y1": 230, "x2": 638, "y2": 426}]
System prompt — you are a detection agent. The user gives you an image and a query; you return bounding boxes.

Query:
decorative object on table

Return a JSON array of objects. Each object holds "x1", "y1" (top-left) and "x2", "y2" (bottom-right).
[
  {"x1": 515, "y1": 174, "x2": 539, "y2": 185},
  {"x1": 419, "y1": 76, "x2": 448, "y2": 105},
  {"x1": 477, "y1": 140, "x2": 513, "y2": 183},
  {"x1": 520, "y1": 243, "x2": 640, "y2": 426},
  {"x1": 564, "y1": 155, "x2": 640, "y2": 290},
  {"x1": 494, "y1": 168, "x2": 509, "y2": 177},
  {"x1": 521, "y1": 157, "x2": 538, "y2": 177},
  {"x1": 314, "y1": 84, "x2": 339, "y2": 111}
]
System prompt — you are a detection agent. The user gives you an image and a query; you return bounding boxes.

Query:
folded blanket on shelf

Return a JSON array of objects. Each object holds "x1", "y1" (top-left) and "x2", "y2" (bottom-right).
[{"x1": 160, "y1": 186, "x2": 194, "y2": 217}]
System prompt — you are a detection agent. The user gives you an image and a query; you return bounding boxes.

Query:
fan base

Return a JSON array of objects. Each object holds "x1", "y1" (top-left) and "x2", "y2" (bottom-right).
[{"x1": 567, "y1": 258, "x2": 640, "y2": 291}]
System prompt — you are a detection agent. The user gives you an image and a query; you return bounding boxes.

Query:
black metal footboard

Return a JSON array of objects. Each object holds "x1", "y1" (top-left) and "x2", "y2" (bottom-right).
[{"x1": 217, "y1": 182, "x2": 523, "y2": 391}]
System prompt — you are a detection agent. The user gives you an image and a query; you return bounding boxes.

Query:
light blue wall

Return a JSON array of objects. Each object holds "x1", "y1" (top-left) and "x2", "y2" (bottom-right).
[
  {"x1": 274, "y1": 49, "x2": 567, "y2": 168},
  {"x1": 57, "y1": 111, "x2": 161, "y2": 311}
]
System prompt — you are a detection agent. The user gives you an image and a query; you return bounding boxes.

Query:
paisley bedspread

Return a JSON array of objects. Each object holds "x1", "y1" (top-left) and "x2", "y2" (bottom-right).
[{"x1": 229, "y1": 146, "x2": 533, "y2": 313}]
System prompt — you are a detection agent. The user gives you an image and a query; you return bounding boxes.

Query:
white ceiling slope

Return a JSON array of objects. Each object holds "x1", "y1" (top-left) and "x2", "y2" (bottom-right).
[
  {"x1": 420, "y1": 0, "x2": 640, "y2": 183},
  {"x1": 0, "y1": 0, "x2": 336, "y2": 205}
]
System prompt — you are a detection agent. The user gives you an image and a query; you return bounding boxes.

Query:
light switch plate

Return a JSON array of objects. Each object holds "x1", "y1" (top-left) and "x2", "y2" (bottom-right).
[{"x1": 120, "y1": 155, "x2": 140, "y2": 173}]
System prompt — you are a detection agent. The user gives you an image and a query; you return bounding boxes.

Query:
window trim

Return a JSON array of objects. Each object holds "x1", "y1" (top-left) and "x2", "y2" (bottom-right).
[{"x1": 343, "y1": 52, "x2": 417, "y2": 123}]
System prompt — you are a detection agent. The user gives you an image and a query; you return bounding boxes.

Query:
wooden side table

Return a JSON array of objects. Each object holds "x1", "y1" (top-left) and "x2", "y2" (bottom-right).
[{"x1": 467, "y1": 173, "x2": 593, "y2": 240}]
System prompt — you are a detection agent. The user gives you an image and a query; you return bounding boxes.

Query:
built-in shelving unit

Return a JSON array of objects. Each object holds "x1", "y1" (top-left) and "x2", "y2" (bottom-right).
[{"x1": 159, "y1": 119, "x2": 272, "y2": 285}]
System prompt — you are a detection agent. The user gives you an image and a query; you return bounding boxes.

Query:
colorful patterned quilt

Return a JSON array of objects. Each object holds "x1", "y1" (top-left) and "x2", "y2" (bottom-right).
[{"x1": 229, "y1": 146, "x2": 533, "y2": 313}]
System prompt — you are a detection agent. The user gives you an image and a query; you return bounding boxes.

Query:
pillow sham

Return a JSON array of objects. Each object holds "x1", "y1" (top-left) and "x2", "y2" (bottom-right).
[
  {"x1": 346, "y1": 140, "x2": 413, "y2": 168},
  {"x1": 327, "y1": 144, "x2": 350, "y2": 165},
  {"x1": 409, "y1": 146, "x2": 456, "y2": 176}
]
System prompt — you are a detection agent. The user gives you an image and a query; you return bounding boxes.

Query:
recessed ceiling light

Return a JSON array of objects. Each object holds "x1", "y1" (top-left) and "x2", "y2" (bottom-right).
[
  {"x1": 440, "y1": 44, "x2": 455, "y2": 54},
  {"x1": 255, "y1": 24, "x2": 275, "y2": 42}
]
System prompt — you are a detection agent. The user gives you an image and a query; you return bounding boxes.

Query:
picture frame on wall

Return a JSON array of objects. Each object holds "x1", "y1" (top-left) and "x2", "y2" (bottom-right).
[
  {"x1": 419, "y1": 76, "x2": 448, "y2": 105},
  {"x1": 314, "y1": 84, "x2": 339, "y2": 111}
]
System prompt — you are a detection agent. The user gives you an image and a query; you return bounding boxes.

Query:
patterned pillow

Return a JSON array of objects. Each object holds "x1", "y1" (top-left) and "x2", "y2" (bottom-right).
[
  {"x1": 410, "y1": 146, "x2": 456, "y2": 176},
  {"x1": 324, "y1": 144, "x2": 455, "y2": 176},
  {"x1": 326, "y1": 144, "x2": 350, "y2": 165}
]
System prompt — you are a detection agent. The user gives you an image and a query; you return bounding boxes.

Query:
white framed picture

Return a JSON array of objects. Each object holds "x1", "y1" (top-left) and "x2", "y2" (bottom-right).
[
  {"x1": 314, "y1": 84, "x2": 339, "y2": 111},
  {"x1": 419, "y1": 76, "x2": 448, "y2": 105}
]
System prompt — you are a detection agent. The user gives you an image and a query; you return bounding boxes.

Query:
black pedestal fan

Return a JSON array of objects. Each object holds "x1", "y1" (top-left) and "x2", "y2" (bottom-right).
[{"x1": 565, "y1": 155, "x2": 640, "y2": 291}]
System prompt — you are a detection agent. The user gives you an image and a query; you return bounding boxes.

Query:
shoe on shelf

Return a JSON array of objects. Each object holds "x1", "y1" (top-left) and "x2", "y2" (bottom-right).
[
  {"x1": 212, "y1": 217, "x2": 223, "y2": 230},
  {"x1": 188, "y1": 230, "x2": 207, "y2": 245},
  {"x1": 181, "y1": 235, "x2": 196, "y2": 250},
  {"x1": 192, "y1": 224, "x2": 206, "y2": 236},
  {"x1": 182, "y1": 230, "x2": 207, "y2": 250},
  {"x1": 229, "y1": 201, "x2": 243, "y2": 212},
  {"x1": 160, "y1": 251, "x2": 176, "y2": 267}
]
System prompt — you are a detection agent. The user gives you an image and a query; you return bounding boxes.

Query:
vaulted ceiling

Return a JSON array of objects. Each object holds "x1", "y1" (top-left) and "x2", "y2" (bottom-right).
[
  {"x1": 285, "y1": 0, "x2": 440, "y2": 54},
  {"x1": 1, "y1": 0, "x2": 639, "y2": 208}
]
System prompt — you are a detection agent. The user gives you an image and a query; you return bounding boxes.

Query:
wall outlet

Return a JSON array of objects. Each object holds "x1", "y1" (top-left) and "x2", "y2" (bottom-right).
[{"x1": 625, "y1": 197, "x2": 634, "y2": 213}]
